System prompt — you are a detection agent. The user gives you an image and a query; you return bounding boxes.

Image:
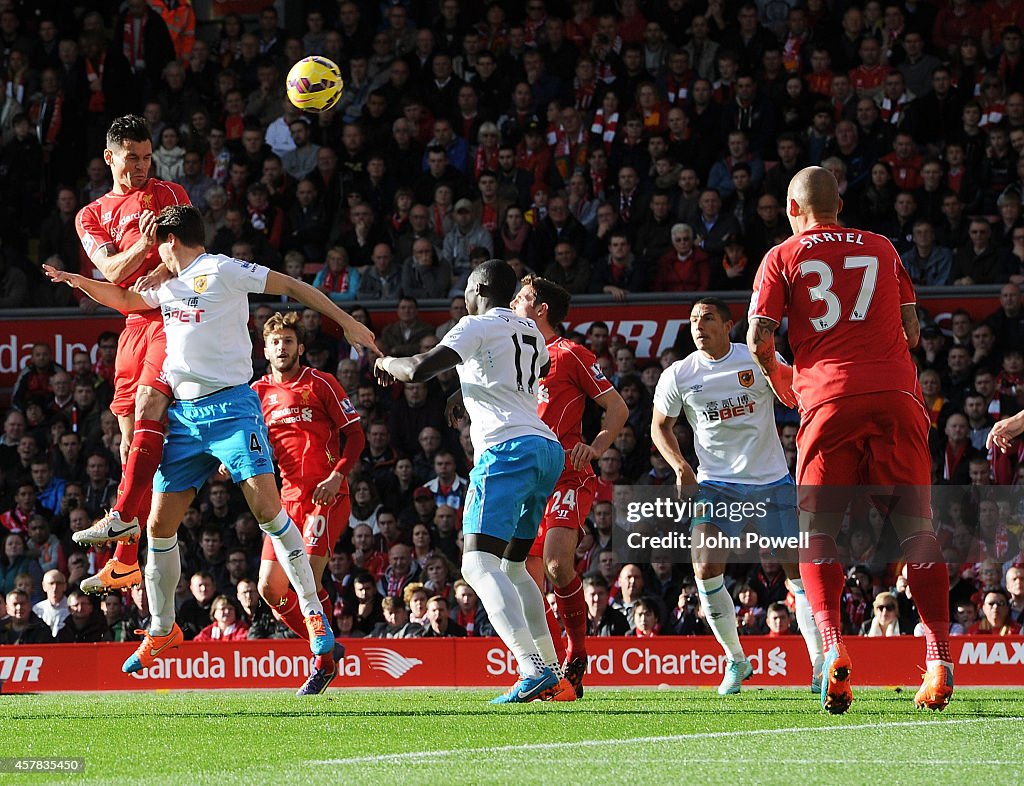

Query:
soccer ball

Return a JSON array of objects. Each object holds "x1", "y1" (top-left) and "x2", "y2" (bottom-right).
[{"x1": 286, "y1": 56, "x2": 344, "y2": 112}]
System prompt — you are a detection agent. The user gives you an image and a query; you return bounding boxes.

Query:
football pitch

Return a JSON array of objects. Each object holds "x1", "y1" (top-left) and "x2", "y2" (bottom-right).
[{"x1": 2, "y1": 688, "x2": 1022, "y2": 785}]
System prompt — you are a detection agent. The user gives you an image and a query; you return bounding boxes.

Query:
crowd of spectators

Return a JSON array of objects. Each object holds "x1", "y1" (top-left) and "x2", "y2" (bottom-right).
[
  {"x1": 2, "y1": 0, "x2": 1024, "y2": 646},
  {"x1": 3, "y1": 0, "x2": 1024, "y2": 307}
]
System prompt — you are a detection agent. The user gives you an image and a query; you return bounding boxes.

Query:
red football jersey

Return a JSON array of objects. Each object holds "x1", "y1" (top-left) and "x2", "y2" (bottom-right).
[
  {"x1": 749, "y1": 225, "x2": 919, "y2": 414},
  {"x1": 252, "y1": 367, "x2": 360, "y2": 501},
  {"x1": 537, "y1": 337, "x2": 615, "y2": 470},
  {"x1": 75, "y1": 178, "x2": 190, "y2": 288}
]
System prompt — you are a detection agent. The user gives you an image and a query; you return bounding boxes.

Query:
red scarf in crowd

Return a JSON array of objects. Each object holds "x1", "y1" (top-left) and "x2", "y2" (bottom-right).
[
  {"x1": 590, "y1": 108, "x2": 618, "y2": 153},
  {"x1": 122, "y1": 13, "x2": 148, "y2": 71},
  {"x1": 85, "y1": 54, "x2": 105, "y2": 113}
]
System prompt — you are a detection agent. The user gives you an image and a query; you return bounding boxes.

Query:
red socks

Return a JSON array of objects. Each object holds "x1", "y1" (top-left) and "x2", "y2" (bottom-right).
[
  {"x1": 112, "y1": 430, "x2": 162, "y2": 568},
  {"x1": 272, "y1": 589, "x2": 308, "y2": 639},
  {"x1": 555, "y1": 575, "x2": 588, "y2": 661},
  {"x1": 114, "y1": 418, "x2": 164, "y2": 524},
  {"x1": 903, "y1": 532, "x2": 952, "y2": 663},
  {"x1": 544, "y1": 600, "x2": 567, "y2": 664},
  {"x1": 800, "y1": 533, "x2": 846, "y2": 651}
]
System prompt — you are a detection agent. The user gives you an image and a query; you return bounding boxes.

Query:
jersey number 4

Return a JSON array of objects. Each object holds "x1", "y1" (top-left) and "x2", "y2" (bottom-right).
[
  {"x1": 799, "y1": 256, "x2": 878, "y2": 332},
  {"x1": 511, "y1": 333, "x2": 540, "y2": 393}
]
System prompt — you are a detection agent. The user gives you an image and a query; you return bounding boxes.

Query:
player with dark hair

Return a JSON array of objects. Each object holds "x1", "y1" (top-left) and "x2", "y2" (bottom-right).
[
  {"x1": 511, "y1": 275, "x2": 628, "y2": 699},
  {"x1": 374, "y1": 260, "x2": 574, "y2": 702},
  {"x1": 652, "y1": 296, "x2": 824, "y2": 696},
  {"x1": 47, "y1": 204, "x2": 378, "y2": 674},
  {"x1": 72, "y1": 114, "x2": 190, "y2": 594},
  {"x1": 252, "y1": 311, "x2": 365, "y2": 695},
  {"x1": 747, "y1": 166, "x2": 952, "y2": 713}
]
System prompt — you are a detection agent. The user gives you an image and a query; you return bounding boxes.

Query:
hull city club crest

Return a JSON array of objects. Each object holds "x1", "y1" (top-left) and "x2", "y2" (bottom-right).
[
  {"x1": 738, "y1": 369, "x2": 755, "y2": 388},
  {"x1": 193, "y1": 275, "x2": 208, "y2": 294}
]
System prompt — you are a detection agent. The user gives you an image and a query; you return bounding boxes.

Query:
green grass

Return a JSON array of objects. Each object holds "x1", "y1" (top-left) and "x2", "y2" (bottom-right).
[{"x1": 1, "y1": 688, "x2": 1022, "y2": 785}]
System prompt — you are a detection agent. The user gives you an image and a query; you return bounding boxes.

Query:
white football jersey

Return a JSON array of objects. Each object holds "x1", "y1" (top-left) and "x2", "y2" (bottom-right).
[
  {"x1": 139, "y1": 253, "x2": 268, "y2": 399},
  {"x1": 439, "y1": 308, "x2": 558, "y2": 453},
  {"x1": 653, "y1": 343, "x2": 789, "y2": 484}
]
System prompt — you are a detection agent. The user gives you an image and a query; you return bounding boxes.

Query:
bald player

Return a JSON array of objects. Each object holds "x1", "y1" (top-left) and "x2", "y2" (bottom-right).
[{"x1": 747, "y1": 166, "x2": 953, "y2": 714}]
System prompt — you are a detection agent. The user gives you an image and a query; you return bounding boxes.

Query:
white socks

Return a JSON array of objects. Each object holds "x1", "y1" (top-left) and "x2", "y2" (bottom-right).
[
  {"x1": 261, "y1": 509, "x2": 322, "y2": 617},
  {"x1": 790, "y1": 578, "x2": 825, "y2": 675},
  {"x1": 696, "y1": 574, "x2": 745, "y2": 662},
  {"x1": 501, "y1": 557, "x2": 559, "y2": 676},
  {"x1": 147, "y1": 534, "x2": 180, "y2": 636},
  {"x1": 461, "y1": 550, "x2": 545, "y2": 677}
]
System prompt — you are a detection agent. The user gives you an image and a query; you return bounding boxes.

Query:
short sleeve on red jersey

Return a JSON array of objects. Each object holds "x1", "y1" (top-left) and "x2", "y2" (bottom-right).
[
  {"x1": 749, "y1": 246, "x2": 787, "y2": 324},
  {"x1": 312, "y1": 370, "x2": 360, "y2": 430},
  {"x1": 895, "y1": 255, "x2": 916, "y2": 305},
  {"x1": 75, "y1": 204, "x2": 114, "y2": 261},
  {"x1": 566, "y1": 343, "x2": 614, "y2": 400}
]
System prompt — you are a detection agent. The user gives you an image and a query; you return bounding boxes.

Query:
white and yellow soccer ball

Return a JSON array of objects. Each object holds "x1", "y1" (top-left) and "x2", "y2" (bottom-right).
[{"x1": 285, "y1": 56, "x2": 344, "y2": 112}]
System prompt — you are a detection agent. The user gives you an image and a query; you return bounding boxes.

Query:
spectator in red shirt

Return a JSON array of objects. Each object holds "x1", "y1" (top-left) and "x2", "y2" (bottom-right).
[
  {"x1": 655, "y1": 223, "x2": 709, "y2": 291},
  {"x1": 880, "y1": 132, "x2": 924, "y2": 191},
  {"x1": 765, "y1": 601, "x2": 795, "y2": 636},
  {"x1": 849, "y1": 37, "x2": 890, "y2": 101},
  {"x1": 194, "y1": 595, "x2": 250, "y2": 641},
  {"x1": 12, "y1": 344, "x2": 63, "y2": 412},
  {"x1": 968, "y1": 588, "x2": 1023, "y2": 635}
]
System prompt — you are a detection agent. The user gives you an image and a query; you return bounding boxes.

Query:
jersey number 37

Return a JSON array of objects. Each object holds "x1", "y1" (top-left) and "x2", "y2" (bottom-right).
[{"x1": 800, "y1": 255, "x2": 878, "y2": 332}]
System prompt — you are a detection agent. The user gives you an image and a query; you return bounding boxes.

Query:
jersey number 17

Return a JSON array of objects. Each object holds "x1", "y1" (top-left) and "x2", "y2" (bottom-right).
[{"x1": 511, "y1": 333, "x2": 540, "y2": 393}]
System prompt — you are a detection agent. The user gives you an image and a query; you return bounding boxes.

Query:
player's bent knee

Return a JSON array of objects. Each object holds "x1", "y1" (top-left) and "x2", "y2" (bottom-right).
[
  {"x1": 693, "y1": 561, "x2": 725, "y2": 580},
  {"x1": 545, "y1": 557, "x2": 576, "y2": 587}
]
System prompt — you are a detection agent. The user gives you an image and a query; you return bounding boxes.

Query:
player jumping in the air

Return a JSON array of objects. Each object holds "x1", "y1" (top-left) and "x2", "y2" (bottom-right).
[
  {"x1": 651, "y1": 297, "x2": 824, "y2": 696},
  {"x1": 73, "y1": 114, "x2": 190, "y2": 593},
  {"x1": 253, "y1": 311, "x2": 365, "y2": 695},
  {"x1": 375, "y1": 260, "x2": 574, "y2": 703},
  {"x1": 510, "y1": 276, "x2": 628, "y2": 699},
  {"x1": 747, "y1": 166, "x2": 953, "y2": 713},
  {"x1": 47, "y1": 205, "x2": 379, "y2": 673}
]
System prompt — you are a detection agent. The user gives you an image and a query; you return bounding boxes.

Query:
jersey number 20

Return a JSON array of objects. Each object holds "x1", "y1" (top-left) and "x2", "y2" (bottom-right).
[
  {"x1": 799, "y1": 255, "x2": 878, "y2": 332},
  {"x1": 511, "y1": 333, "x2": 540, "y2": 393}
]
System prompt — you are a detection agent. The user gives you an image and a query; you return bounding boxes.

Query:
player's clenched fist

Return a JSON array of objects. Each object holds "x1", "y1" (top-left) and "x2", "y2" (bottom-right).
[
  {"x1": 766, "y1": 364, "x2": 798, "y2": 409},
  {"x1": 373, "y1": 356, "x2": 396, "y2": 386},
  {"x1": 567, "y1": 442, "x2": 599, "y2": 472}
]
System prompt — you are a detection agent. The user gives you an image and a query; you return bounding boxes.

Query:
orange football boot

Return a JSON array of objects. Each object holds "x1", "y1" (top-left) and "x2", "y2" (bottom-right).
[
  {"x1": 914, "y1": 663, "x2": 954, "y2": 711},
  {"x1": 122, "y1": 624, "x2": 185, "y2": 673},
  {"x1": 80, "y1": 558, "x2": 142, "y2": 594},
  {"x1": 820, "y1": 642, "x2": 854, "y2": 715},
  {"x1": 540, "y1": 677, "x2": 578, "y2": 702}
]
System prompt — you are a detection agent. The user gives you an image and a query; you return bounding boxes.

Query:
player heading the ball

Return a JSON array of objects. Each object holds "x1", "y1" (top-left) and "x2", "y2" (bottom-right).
[{"x1": 46, "y1": 205, "x2": 378, "y2": 675}]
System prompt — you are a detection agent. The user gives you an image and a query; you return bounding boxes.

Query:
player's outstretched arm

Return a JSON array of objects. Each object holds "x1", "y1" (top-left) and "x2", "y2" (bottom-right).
[
  {"x1": 651, "y1": 407, "x2": 697, "y2": 487},
  {"x1": 570, "y1": 388, "x2": 629, "y2": 472},
  {"x1": 987, "y1": 410, "x2": 1024, "y2": 453},
  {"x1": 746, "y1": 316, "x2": 798, "y2": 409},
  {"x1": 43, "y1": 265, "x2": 151, "y2": 313},
  {"x1": 900, "y1": 304, "x2": 920, "y2": 349},
  {"x1": 263, "y1": 270, "x2": 381, "y2": 356},
  {"x1": 375, "y1": 346, "x2": 462, "y2": 385},
  {"x1": 90, "y1": 209, "x2": 158, "y2": 285}
]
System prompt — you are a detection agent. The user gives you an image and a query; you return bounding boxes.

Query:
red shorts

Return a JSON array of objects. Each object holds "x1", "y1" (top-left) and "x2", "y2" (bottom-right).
[
  {"x1": 110, "y1": 312, "x2": 171, "y2": 416},
  {"x1": 796, "y1": 390, "x2": 932, "y2": 517},
  {"x1": 529, "y1": 471, "x2": 596, "y2": 558},
  {"x1": 261, "y1": 491, "x2": 351, "y2": 561}
]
